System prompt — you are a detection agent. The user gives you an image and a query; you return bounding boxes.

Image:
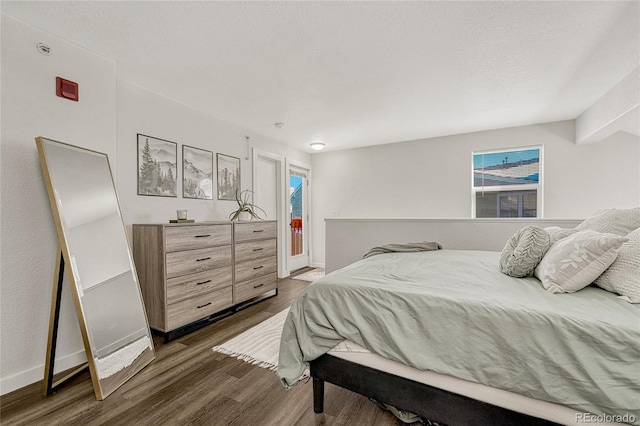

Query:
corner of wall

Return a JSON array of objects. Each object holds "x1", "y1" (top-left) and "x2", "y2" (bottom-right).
[{"x1": 1, "y1": 14, "x2": 116, "y2": 395}]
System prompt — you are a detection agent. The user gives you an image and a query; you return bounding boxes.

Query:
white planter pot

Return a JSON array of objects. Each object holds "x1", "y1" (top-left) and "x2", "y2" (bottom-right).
[{"x1": 238, "y1": 211, "x2": 252, "y2": 221}]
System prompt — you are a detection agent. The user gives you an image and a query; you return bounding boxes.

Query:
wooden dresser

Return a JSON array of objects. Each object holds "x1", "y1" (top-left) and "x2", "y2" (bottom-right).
[
  {"x1": 233, "y1": 221, "x2": 278, "y2": 304},
  {"x1": 132, "y1": 221, "x2": 278, "y2": 338}
]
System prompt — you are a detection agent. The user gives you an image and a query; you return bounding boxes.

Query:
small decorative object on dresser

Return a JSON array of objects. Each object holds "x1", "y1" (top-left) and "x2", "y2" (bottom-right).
[
  {"x1": 229, "y1": 188, "x2": 266, "y2": 221},
  {"x1": 171, "y1": 210, "x2": 194, "y2": 223},
  {"x1": 133, "y1": 220, "x2": 278, "y2": 340}
]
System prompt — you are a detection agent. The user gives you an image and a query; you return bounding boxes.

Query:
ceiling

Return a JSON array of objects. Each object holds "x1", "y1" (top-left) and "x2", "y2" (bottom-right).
[{"x1": 2, "y1": 1, "x2": 639, "y2": 152}]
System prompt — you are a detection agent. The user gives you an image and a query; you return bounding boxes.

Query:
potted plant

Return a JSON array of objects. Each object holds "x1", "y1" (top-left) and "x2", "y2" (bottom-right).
[{"x1": 229, "y1": 188, "x2": 266, "y2": 221}]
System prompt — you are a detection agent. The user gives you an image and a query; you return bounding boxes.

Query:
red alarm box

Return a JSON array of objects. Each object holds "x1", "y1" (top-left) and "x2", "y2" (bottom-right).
[{"x1": 56, "y1": 77, "x2": 78, "y2": 102}]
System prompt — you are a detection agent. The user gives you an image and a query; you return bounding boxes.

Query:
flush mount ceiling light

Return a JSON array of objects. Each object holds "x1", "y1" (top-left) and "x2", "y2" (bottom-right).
[{"x1": 310, "y1": 142, "x2": 326, "y2": 150}]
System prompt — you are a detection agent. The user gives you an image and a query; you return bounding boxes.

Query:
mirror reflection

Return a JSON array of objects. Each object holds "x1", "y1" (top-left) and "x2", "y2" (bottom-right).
[{"x1": 38, "y1": 138, "x2": 154, "y2": 399}]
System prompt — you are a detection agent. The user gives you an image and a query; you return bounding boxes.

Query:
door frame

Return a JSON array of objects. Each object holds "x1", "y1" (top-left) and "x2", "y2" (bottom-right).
[
  {"x1": 285, "y1": 159, "x2": 312, "y2": 275},
  {"x1": 252, "y1": 148, "x2": 287, "y2": 278}
]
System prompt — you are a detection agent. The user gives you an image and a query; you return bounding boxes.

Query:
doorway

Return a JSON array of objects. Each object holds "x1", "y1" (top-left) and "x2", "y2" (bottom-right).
[
  {"x1": 253, "y1": 148, "x2": 286, "y2": 277},
  {"x1": 287, "y1": 162, "x2": 310, "y2": 272}
]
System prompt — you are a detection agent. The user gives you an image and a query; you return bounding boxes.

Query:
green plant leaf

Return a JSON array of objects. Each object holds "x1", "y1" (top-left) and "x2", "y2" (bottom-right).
[{"x1": 229, "y1": 188, "x2": 265, "y2": 220}]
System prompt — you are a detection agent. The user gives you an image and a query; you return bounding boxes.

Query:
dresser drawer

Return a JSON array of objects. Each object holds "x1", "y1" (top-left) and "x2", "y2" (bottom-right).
[
  {"x1": 235, "y1": 239, "x2": 277, "y2": 263},
  {"x1": 166, "y1": 246, "x2": 232, "y2": 279},
  {"x1": 166, "y1": 267, "x2": 232, "y2": 305},
  {"x1": 165, "y1": 224, "x2": 232, "y2": 253},
  {"x1": 234, "y1": 222, "x2": 277, "y2": 242},
  {"x1": 235, "y1": 256, "x2": 277, "y2": 283},
  {"x1": 166, "y1": 286, "x2": 233, "y2": 330},
  {"x1": 235, "y1": 273, "x2": 277, "y2": 304}
]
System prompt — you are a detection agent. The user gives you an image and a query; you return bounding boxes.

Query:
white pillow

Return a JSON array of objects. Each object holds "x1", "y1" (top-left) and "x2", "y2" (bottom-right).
[
  {"x1": 499, "y1": 226, "x2": 550, "y2": 277},
  {"x1": 534, "y1": 230, "x2": 628, "y2": 294},
  {"x1": 575, "y1": 207, "x2": 640, "y2": 236},
  {"x1": 544, "y1": 227, "x2": 577, "y2": 245},
  {"x1": 594, "y1": 228, "x2": 640, "y2": 303}
]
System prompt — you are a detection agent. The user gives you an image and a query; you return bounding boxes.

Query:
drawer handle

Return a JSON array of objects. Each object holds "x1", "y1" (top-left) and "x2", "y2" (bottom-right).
[
  {"x1": 253, "y1": 265, "x2": 264, "y2": 270},
  {"x1": 197, "y1": 279, "x2": 212, "y2": 285},
  {"x1": 253, "y1": 229, "x2": 264, "y2": 233},
  {"x1": 195, "y1": 234, "x2": 211, "y2": 238},
  {"x1": 197, "y1": 302, "x2": 212, "y2": 309},
  {"x1": 253, "y1": 248, "x2": 264, "y2": 252},
  {"x1": 253, "y1": 283, "x2": 264, "y2": 289},
  {"x1": 196, "y1": 257, "x2": 211, "y2": 262}
]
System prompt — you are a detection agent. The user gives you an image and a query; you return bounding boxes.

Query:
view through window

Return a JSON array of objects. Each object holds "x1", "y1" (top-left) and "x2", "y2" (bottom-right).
[
  {"x1": 290, "y1": 175, "x2": 303, "y2": 256},
  {"x1": 473, "y1": 147, "x2": 542, "y2": 218}
]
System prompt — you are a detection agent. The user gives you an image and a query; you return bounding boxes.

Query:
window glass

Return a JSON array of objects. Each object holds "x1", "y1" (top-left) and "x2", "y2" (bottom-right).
[
  {"x1": 473, "y1": 148, "x2": 540, "y2": 187},
  {"x1": 522, "y1": 193, "x2": 537, "y2": 217},
  {"x1": 472, "y1": 147, "x2": 542, "y2": 218},
  {"x1": 475, "y1": 190, "x2": 537, "y2": 218}
]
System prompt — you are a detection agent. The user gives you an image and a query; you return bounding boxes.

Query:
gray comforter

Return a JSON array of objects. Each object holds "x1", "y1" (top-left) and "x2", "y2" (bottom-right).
[{"x1": 277, "y1": 250, "x2": 640, "y2": 423}]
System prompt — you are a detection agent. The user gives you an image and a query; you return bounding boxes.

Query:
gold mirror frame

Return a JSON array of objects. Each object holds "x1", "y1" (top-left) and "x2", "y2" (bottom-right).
[{"x1": 36, "y1": 137, "x2": 155, "y2": 400}]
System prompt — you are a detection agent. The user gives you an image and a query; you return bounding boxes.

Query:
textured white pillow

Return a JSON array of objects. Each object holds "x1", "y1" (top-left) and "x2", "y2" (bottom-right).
[
  {"x1": 594, "y1": 228, "x2": 640, "y2": 303},
  {"x1": 544, "y1": 227, "x2": 578, "y2": 245},
  {"x1": 499, "y1": 226, "x2": 550, "y2": 277},
  {"x1": 575, "y1": 207, "x2": 640, "y2": 236},
  {"x1": 534, "y1": 230, "x2": 628, "y2": 294}
]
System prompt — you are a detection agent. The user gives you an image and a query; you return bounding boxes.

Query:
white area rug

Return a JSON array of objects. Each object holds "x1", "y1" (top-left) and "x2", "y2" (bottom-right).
[
  {"x1": 291, "y1": 268, "x2": 325, "y2": 282},
  {"x1": 212, "y1": 308, "x2": 290, "y2": 372}
]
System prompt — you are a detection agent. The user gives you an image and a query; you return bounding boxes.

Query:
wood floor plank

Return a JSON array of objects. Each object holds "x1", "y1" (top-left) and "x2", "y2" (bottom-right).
[{"x1": 0, "y1": 277, "x2": 409, "y2": 426}]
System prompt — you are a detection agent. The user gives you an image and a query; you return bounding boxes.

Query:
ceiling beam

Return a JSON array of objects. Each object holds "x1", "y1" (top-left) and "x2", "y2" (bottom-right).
[{"x1": 575, "y1": 66, "x2": 640, "y2": 144}]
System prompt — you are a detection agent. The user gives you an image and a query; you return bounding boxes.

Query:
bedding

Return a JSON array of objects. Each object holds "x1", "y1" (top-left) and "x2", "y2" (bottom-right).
[
  {"x1": 499, "y1": 226, "x2": 550, "y2": 277},
  {"x1": 533, "y1": 230, "x2": 628, "y2": 294},
  {"x1": 363, "y1": 241, "x2": 442, "y2": 258},
  {"x1": 278, "y1": 249, "x2": 640, "y2": 423},
  {"x1": 595, "y1": 228, "x2": 640, "y2": 303},
  {"x1": 544, "y1": 226, "x2": 578, "y2": 245},
  {"x1": 575, "y1": 208, "x2": 640, "y2": 236}
]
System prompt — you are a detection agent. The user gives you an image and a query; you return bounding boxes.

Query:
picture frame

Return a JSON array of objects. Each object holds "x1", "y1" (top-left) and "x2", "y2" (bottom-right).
[
  {"x1": 217, "y1": 153, "x2": 240, "y2": 200},
  {"x1": 182, "y1": 145, "x2": 213, "y2": 200},
  {"x1": 137, "y1": 134, "x2": 177, "y2": 197}
]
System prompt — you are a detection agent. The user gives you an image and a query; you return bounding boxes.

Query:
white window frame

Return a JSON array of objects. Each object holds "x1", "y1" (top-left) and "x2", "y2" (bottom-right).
[{"x1": 471, "y1": 145, "x2": 544, "y2": 218}]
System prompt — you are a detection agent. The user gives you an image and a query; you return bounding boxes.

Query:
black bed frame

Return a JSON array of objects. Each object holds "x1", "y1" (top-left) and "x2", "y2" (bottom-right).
[{"x1": 310, "y1": 354, "x2": 560, "y2": 426}]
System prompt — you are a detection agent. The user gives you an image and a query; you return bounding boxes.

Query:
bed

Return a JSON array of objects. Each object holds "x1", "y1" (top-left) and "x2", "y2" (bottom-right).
[{"x1": 277, "y1": 248, "x2": 640, "y2": 425}]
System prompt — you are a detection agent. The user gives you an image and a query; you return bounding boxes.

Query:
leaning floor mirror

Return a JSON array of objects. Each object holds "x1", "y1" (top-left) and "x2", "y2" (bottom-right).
[{"x1": 36, "y1": 137, "x2": 155, "y2": 400}]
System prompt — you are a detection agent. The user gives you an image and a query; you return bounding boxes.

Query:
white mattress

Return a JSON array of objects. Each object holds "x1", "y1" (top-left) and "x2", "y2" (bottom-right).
[{"x1": 329, "y1": 341, "x2": 627, "y2": 426}]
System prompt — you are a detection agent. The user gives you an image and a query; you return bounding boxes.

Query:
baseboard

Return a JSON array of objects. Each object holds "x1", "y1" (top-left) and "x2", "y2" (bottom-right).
[
  {"x1": 310, "y1": 262, "x2": 325, "y2": 269},
  {"x1": 0, "y1": 349, "x2": 87, "y2": 396}
]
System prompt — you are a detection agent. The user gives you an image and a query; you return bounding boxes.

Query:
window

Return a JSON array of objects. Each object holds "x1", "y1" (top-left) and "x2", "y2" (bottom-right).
[{"x1": 472, "y1": 147, "x2": 542, "y2": 218}]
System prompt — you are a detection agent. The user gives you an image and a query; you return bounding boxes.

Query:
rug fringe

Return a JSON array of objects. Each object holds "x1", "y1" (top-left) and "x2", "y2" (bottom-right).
[
  {"x1": 211, "y1": 308, "x2": 298, "y2": 377},
  {"x1": 212, "y1": 346, "x2": 278, "y2": 371},
  {"x1": 212, "y1": 347, "x2": 311, "y2": 384}
]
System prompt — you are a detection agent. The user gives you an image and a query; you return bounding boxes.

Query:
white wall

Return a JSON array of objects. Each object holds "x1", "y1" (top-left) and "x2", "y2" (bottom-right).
[
  {"x1": 0, "y1": 15, "x2": 117, "y2": 394},
  {"x1": 325, "y1": 218, "x2": 583, "y2": 272},
  {"x1": 311, "y1": 121, "x2": 640, "y2": 265},
  {"x1": 116, "y1": 81, "x2": 310, "y2": 227},
  {"x1": 0, "y1": 17, "x2": 310, "y2": 395}
]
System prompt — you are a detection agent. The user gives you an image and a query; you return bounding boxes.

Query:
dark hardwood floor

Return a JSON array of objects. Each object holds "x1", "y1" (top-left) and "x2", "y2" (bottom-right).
[{"x1": 0, "y1": 273, "x2": 406, "y2": 426}]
